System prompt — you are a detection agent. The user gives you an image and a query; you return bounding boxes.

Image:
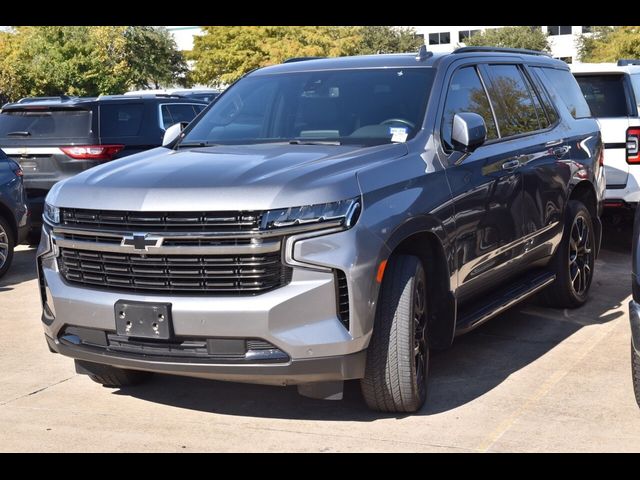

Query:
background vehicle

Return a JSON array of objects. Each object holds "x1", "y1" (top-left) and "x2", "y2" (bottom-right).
[
  {"x1": 0, "y1": 148, "x2": 28, "y2": 279},
  {"x1": 39, "y1": 48, "x2": 604, "y2": 413},
  {"x1": 124, "y1": 88, "x2": 221, "y2": 104},
  {"x1": 630, "y1": 206, "x2": 640, "y2": 407},
  {"x1": 0, "y1": 94, "x2": 207, "y2": 237},
  {"x1": 572, "y1": 60, "x2": 640, "y2": 212}
]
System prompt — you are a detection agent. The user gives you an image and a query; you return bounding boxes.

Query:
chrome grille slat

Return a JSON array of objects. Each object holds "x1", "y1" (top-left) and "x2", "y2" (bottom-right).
[
  {"x1": 60, "y1": 208, "x2": 263, "y2": 232},
  {"x1": 58, "y1": 247, "x2": 291, "y2": 294}
]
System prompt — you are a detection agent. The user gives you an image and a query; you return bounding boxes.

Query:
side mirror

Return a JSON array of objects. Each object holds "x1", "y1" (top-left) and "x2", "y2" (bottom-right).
[
  {"x1": 451, "y1": 112, "x2": 487, "y2": 153},
  {"x1": 162, "y1": 122, "x2": 189, "y2": 147}
]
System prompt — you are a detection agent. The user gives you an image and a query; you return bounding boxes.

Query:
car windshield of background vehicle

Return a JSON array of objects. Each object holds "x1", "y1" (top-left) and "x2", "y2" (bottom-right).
[
  {"x1": 180, "y1": 68, "x2": 436, "y2": 147},
  {"x1": 0, "y1": 109, "x2": 92, "y2": 140},
  {"x1": 575, "y1": 74, "x2": 629, "y2": 117}
]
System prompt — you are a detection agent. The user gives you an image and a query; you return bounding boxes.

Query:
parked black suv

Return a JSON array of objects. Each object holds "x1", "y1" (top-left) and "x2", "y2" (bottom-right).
[
  {"x1": 0, "y1": 148, "x2": 28, "y2": 278},
  {"x1": 0, "y1": 94, "x2": 207, "y2": 235}
]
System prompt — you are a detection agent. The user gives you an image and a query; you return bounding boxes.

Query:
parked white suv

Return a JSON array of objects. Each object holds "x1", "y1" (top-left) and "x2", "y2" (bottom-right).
[{"x1": 572, "y1": 61, "x2": 640, "y2": 210}]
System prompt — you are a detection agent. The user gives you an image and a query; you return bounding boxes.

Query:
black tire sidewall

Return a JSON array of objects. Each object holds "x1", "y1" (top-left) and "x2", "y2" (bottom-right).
[
  {"x1": 550, "y1": 200, "x2": 595, "y2": 307},
  {"x1": 0, "y1": 215, "x2": 14, "y2": 279}
]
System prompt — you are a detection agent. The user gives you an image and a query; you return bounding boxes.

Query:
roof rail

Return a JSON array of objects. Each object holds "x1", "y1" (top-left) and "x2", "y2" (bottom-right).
[
  {"x1": 618, "y1": 59, "x2": 640, "y2": 66},
  {"x1": 453, "y1": 46, "x2": 552, "y2": 57},
  {"x1": 17, "y1": 95, "x2": 74, "y2": 104},
  {"x1": 283, "y1": 56, "x2": 325, "y2": 63}
]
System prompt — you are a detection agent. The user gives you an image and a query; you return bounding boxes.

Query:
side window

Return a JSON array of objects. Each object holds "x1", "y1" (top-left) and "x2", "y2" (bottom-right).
[
  {"x1": 527, "y1": 67, "x2": 559, "y2": 126},
  {"x1": 536, "y1": 67, "x2": 591, "y2": 118},
  {"x1": 100, "y1": 104, "x2": 144, "y2": 137},
  {"x1": 161, "y1": 104, "x2": 202, "y2": 129},
  {"x1": 441, "y1": 66, "x2": 498, "y2": 150},
  {"x1": 485, "y1": 64, "x2": 541, "y2": 137}
]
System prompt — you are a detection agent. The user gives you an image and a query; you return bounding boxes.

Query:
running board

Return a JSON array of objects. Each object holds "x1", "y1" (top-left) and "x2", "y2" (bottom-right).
[{"x1": 455, "y1": 271, "x2": 556, "y2": 336}]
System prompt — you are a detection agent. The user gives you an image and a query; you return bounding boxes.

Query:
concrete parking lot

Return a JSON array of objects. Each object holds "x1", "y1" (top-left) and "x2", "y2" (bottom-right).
[{"x1": 1, "y1": 220, "x2": 639, "y2": 452}]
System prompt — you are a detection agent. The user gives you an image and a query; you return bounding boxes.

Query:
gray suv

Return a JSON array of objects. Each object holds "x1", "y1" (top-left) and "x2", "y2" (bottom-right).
[{"x1": 38, "y1": 47, "x2": 604, "y2": 412}]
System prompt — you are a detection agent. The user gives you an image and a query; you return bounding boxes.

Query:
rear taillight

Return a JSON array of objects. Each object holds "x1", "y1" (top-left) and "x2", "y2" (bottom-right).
[
  {"x1": 60, "y1": 145, "x2": 124, "y2": 161},
  {"x1": 8, "y1": 159, "x2": 23, "y2": 177},
  {"x1": 627, "y1": 127, "x2": 640, "y2": 164}
]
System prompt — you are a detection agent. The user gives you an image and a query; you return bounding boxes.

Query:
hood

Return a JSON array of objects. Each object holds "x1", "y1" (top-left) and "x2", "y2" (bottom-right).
[{"x1": 48, "y1": 143, "x2": 408, "y2": 211}]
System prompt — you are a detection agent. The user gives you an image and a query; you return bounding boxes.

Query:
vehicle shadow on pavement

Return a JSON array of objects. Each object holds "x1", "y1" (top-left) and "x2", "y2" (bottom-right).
[
  {"x1": 0, "y1": 247, "x2": 37, "y2": 292},
  {"x1": 117, "y1": 222, "x2": 633, "y2": 419}
]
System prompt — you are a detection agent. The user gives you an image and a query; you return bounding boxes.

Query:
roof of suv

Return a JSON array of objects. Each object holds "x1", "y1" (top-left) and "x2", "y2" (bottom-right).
[
  {"x1": 570, "y1": 62, "x2": 640, "y2": 75},
  {"x1": 252, "y1": 49, "x2": 567, "y2": 76},
  {"x1": 2, "y1": 94, "x2": 207, "y2": 110}
]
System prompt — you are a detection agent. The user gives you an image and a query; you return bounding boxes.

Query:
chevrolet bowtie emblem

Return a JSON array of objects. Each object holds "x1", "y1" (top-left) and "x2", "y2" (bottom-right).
[{"x1": 121, "y1": 234, "x2": 163, "y2": 251}]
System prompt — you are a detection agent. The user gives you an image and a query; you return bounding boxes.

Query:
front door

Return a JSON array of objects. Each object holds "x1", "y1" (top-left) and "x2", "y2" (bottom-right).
[{"x1": 439, "y1": 64, "x2": 525, "y2": 303}]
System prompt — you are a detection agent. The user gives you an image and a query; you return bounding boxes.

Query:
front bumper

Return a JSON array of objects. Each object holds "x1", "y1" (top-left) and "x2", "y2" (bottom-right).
[
  {"x1": 37, "y1": 220, "x2": 387, "y2": 384},
  {"x1": 44, "y1": 333, "x2": 365, "y2": 385},
  {"x1": 630, "y1": 299, "x2": 640, "y2": 355}
]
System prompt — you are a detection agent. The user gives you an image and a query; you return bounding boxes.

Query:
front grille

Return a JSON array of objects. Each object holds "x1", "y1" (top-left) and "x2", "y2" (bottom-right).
[
  {"x1": 60, "y1": 208, "x2": 263, "y2": 232},
  {"x1": 58, "y1": 247, "x2": 291, "y2": 294}
]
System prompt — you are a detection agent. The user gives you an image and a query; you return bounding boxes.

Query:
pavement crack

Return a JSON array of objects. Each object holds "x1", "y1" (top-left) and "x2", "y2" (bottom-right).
[{"x1": 0, "y1": 376, "x2": 75, "y2": 406}]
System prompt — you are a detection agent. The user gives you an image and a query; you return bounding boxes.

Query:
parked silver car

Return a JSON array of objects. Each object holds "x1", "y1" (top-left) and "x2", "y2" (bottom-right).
[{"x1": 38, "y1": 48, "x2": 603, "y2": 412}]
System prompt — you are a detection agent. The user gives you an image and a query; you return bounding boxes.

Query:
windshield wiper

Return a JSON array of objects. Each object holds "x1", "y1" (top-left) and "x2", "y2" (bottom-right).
[
  {"x1": 288, "y1": 139, "x2": 342, "y2": 146},
  {"x1": 7, "y1": 131, "x2": 31, "y2": 137},
  {"x1": 176, "y1": 142, "x2": 218, "y2": 149}
]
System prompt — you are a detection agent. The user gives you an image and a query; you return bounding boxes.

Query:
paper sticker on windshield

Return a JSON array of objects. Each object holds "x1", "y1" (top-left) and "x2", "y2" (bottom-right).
[{"x1": 389, "y1": 127, "x2": 408, "y2": 143}]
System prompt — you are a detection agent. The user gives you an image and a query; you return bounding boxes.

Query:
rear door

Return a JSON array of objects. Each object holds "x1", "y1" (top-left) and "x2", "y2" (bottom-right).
[
  {"x1": 574, "y1": 73, "x2": 634, "y2": 188},
  {"x1": 98, "y1": 101, "x2": 149, "y2": 157}
]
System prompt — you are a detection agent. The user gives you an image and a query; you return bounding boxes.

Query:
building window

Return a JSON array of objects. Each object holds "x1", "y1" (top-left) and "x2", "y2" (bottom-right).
[
  {"x1": 548, "y1": 26, "x2": 572, "y2": 36},
  {"x1": 458, "y1": 29, "x2": 480, "y2": 42},
  {"x1": 582, "y1": 26, "x2": 592, "y2": 33},
  {"x1": 429, "y1": 32, "x2": 451, "y2": 45}
]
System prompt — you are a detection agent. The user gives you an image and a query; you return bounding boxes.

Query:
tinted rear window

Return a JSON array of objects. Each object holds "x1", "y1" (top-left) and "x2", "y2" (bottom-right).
[
  {"x1": 0, "y1": 109, "x2": 92, "y2": 140},
  {"x1": 100, "y1": 103, "x2": 144, "y2": 137},
  {"x1": 575, "y1": 74, "x2": 629, "y2": 117},
  {"x1": 536, "y1": 67, "x2": 591, "y2": 119},
  {"x1": 485, "y1": 64, "x2": 542, "y2": 137}
]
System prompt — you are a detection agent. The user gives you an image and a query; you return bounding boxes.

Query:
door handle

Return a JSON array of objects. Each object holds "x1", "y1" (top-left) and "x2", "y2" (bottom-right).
[
  {"x1": 553, "y1": 145, "x2": 570, "y2": 158},
  {"x1": 502, "y1": 159, "x2": 520, "y2": 171}
]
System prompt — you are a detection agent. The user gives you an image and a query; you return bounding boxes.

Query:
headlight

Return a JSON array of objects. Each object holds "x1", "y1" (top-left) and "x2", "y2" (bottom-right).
[
  {"x1": 43, "y1": 202, "x2": 60, "y2": 224},
  {"x1": 261, "y1": 198, "x2": 361, "y2": 231}
]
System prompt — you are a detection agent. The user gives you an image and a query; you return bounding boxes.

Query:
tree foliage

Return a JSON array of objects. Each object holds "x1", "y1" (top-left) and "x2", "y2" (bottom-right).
[
  {"x1": 463, "y1": 26, "x2": 551, "y2": 52},
  {"x1": 0, "y1": 26, "x2": 188, "y2": 101},
  {"x1": 189, "y1": 26, "x2": 425, "y2": 87},
  {"x1": 577, "y1": 26, "x2": 638, "y2": 62},
  {"x1": 352, "y1": 26, "x2": 424, "y2": 55},
  {"x1": 190, "y1": 26, "x2": 362, "y2": 87}
]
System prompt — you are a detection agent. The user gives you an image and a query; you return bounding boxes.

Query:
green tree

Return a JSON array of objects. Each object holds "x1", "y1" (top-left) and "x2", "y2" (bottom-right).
[
  {"x1": 577, "y1": 26, "x2": 638, "y2": 62},
  {"x1": 464, "y1": 26, "x2": 550, "y2": 52},
  {"x1": 189, "y1": 26, "x2": 362, "y2": 87},
  {"x1": 353, "y1": 26, "x2": 424, "y2": 54},
  {"x1": 0, "y1": 26, "x2": 189, "y2": 101}
]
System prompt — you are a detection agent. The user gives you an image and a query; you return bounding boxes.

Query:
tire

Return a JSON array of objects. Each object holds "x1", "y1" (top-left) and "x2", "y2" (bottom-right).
[
  {"x1": 77, "y1": 360, "x2": 153, "y2": 388},
  {"x1": 361, "y1": 254, "x2": 429, "y2": 413},
  {"x1": 0, "y1": 215, "x2": 15, "y2": 280},
  {"x1": 632, "y1": 342, "x2": 640, "y2": 408},
  {"x1": 541, "y1": 200, "x2": 595, "y2": 308}
]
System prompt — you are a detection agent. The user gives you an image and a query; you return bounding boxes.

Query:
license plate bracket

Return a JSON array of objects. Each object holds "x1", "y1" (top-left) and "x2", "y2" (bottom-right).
[{"x1": 114, "y1": 301, "x2": 172, "y2": 340}]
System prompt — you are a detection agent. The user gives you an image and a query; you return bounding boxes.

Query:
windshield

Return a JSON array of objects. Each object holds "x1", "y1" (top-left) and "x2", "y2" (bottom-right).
[{"x1": 180, "y1": 67, "x2": 435, "y2": 146}]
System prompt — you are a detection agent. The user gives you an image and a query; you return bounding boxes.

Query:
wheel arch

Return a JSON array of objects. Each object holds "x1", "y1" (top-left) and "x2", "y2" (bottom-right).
[
  {"x1": 383, "y1": 219, "x2": 456, "y2": 350},
  {"x1": 568, "y1": 180, "x2": 601, "y2": 257}
]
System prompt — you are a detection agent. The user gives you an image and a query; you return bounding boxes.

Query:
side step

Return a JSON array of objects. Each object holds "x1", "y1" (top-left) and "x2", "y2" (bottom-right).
[{"x1": 455, "y1": 270, "x2": 555, "y2": 336}]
